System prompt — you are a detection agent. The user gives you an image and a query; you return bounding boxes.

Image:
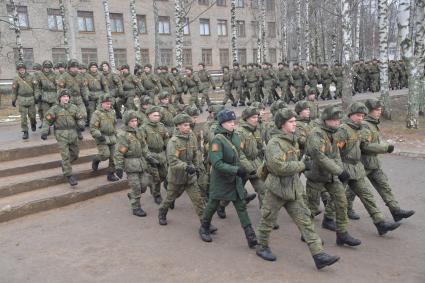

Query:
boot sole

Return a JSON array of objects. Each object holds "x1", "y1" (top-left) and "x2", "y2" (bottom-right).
[
  {"x1": 256, "y1": 252, "x2": 276, "y2": 261},
  {"x1": 336, "y1": 240, "x2": 361, "y2": 246},
  {"x1": 378, "y1": 222, "x2": 401, "y2": 235},
  {"x1": 316, "y1": 256, "x2": 340, "y2": 270}
]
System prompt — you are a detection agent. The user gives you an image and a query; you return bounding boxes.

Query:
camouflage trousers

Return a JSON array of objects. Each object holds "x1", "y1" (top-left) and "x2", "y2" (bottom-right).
[
  {"x1": 261, "y1": 86, "x2": 273, "y2": 105},
  {"x1": 334, "y1": 78, "x2": 343, "y2": 98},
  {"x1": 233, "y1": 85, "x2": 244, "y2": 103},
  {"x1": 159, "y1": 181, "x2": 205, "y2": 218},
  {"x1": 124, "y1": 95, "x2": 137, "y2": 111},
  {"x1": 149, "y1": 162, "x2": 168, "y2": 198},
  {"x1": 247, "y1": 84, "x2": 259, "y2": 103},
  {"x1": 293, "y1": 85, "x2": 305, "y2": 101},
  {"x1": 321, "y1": 81, "x2": 332, "y2": 99},
  {"x1": 202, "y1": 198, "x2": 251, "y2": 228},
  {"x1": 306, "y1": 179, "x2": 348, "y2": 233},
  {"x1": 94, "y1": 143, "x2": 116, "y2": 173},
  {"x1": 189, "y1": 91, "x2": 201, "y2": 111},
  {"x1": 19, "y1": 103, "x2": 36, "y2": 132},
  {"x1": 222, "y1": 87, "x2": 235, "y2": 105},
  {"x1": 55, "y1": 130, "x2": 79, "y2": 177},
  {"x1": 369, "y1": 73, "x2": 380, "y2": 92},
  {"x1": 277, "y1": 85, "x2": 292, "y2": 103},
  {"x1": 200, "y1": 87, "x2": 212, "y2": 107},
  {"x1": 257, "y1": 189, "x2": 323, "y2": 255},
  {"x1": 127, "y1": 172, "x2": 152, "y2": 209},
  {"x1": 305, "y1": 181, "x2": 333, "y2": 218},
  {"x1": 87, "y1": 99, "x2": 99, "y2": 125},
  {"x1": 347, "y1": 168, "x2": 400, "y2": 212}
]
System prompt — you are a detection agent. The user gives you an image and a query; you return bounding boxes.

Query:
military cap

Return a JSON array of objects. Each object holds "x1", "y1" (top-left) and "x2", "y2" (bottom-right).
[
  {"x1": 146, "y1": 105, "x2": 161, "y2": 115},
  {"x1": 251, "y1": 101, "x2": 265, "y2": 110},
  {"x1": 322, "y1": 63, "x2": 328, "y2": 67},
  {"x1": 295, "y1": 101, "x2": 310, "y2": 114},
  {"x1": 88, "y1": 61, "x2": 98, "y2": 68},
  {"x1": 140, "y1": 96, "x2": 153, "y2": 106},
  {"x1": 158, "y1": 91, "x2": 170, "y2": 100},
  {"x1": 67, "y1": 59, "x2": 79, "y2": 69},
  {"x1": 307, "y1": 88, "x2": 317, "y2": 95},
  {"x1": 33, "y1": 63, "x2": 42, "y2": 71},
  {"x1": 56, "y1": 61, "x2": 66, "y2": 68},
  {"x1": 293, "y1": 62, "x2": 299, "y2": 66},
  {"x1": 123, "y1": 110, "x2": 139, "y2": 125},
  {"x1": 185, "y1": 66, "x2": 193, "y2": 71},
  {"x1": 217, "y1": 109, "x2": 236, "y2": 124},
  {"x1": 173, "y1": 113, "x2": 192, "y2": 126},
  {"x1": 242, "y1": 64, "x2": 247, "y2": 68},
  {"x1": 233, "y1": 62, "x2": 239, "y2": 67},
  {"x1": 100, "y1": 61, "x2": 110, "y2": 68},
  {"x1": 241, "y1": 106, "x2": 259, "y2": 120},
  {"x1": 347, "y1": 102, "x2": 368, "y2": 116},
  {"x1": 16, "y1": 62, "x2": 26, "y2": 70},
  {"x1": 58, "y1": 89, "x2": 70, "y2": 101},
  {"x1": 365, "y1": 99, "x2": 383, "y2": 111},
  {"x1": 208, "y1": 104, "x2": 225, "y2": 113},
  {"x1": 120, "y1": 64, "x2": 130, "y2": 71},
  {"x1": 270, "y1": 100, "x2": 287, "y2": 116},
  {"x1": 162, "y1": 66, "x2": 169, "y2": 71},
  {"x1": 99, "y1": 94, "x2": 113, "y2": 103},
  {"x1": 321, "y1": 105, "x2": 343, "y2": 121},
  {"x1": 275, "y1": 109, "x2": 297, "y2": 129},
  {"x1": 42, "y1": 60, "x2": 53, "y2": 68},
  {"x1": 184, "y1": 105, "x2": 200, "y2": 117},
  {"x1": 80, "y1": 63, "x2": 88, "y2": 70},
  {"x1": 198, "y1": 62, "x2": 205, "y2": 67},
  {"x1": 144, "y1": 63, "x2": 152, "y2": 69}
]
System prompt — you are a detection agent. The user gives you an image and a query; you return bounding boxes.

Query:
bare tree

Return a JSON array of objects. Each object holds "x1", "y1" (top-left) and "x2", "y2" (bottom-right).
[
  {"x1": 9, "y1": 0, "x2": 23, "y2": 61},
  {"x1": 59, "y1": 0, "x2": 70, "y2": 61},
  {"x1": 153, "y1": 0, "x2": 160, "y2": 67},
  {"x1": 130, "y1": 0, "x2": 142, "y2": 63},
  {"x1": 231, "y1": 0, "x2": 237, "y2": 63},
  {"x1": 304, "y1": 0, "x2": 311, "y2": 64},
  {"x1": 378, "y1": 0, "x2": 391, "y2": 119},
  {"x1": 296, "y1": 0, "x2": 302, "y2": 62},
  {"x1": 174, "y1": 0, "x2": 184, "y2": 71},
  {"x1": 341, "y1": 0, "x2": 353, "y2": 108},
  {"x1": 102, "y1": 0, "x2": 116, "y2": 72},
  {"x1": 279, "y1": 0, "x2": 288, "y2": 62},
  {"x1": 415, "y1": 0, "x2": 425, "y2": 115}
]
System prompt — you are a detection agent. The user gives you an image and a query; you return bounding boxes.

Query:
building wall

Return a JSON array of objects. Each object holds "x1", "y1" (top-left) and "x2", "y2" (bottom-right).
[{"x1": 0, "y1": 0, "x2": 281, "y2": 80}]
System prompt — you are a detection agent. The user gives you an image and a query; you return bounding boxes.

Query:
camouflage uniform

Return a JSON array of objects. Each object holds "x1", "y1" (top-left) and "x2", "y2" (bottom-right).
[
  {"x1": 319, "y1": 65, "x2": 334, "y2": 100},
  {"x1": 159, "y1": 68, "x2": 176, "y2": 97},
  {"x1": 172, "y1": 68, "x2": 185, "y2": 105},
  {"x1": 198, "y1": 67, "x2": 216, "y2": 107},
  {"x1": 35, "y1": 61, "x2": 57, "y2": 133},
  {"x1": 368, "y1": 61, "x2": 380, "y2": 92},
  {"x1": 276, "y1": 63, "x2": 294, "y2": 103},
  {"x1": 332, "y1": 64, "x2": 344, "y2": 99},
  {"x1": 259, "y1": 65, "x2": 277, "y2": 105},
  {"x1": 231, "y1": 64, "x2": 245, "y2": 105},
  {"x1": 120, "y1": 66, "x2": 145, "y2": 111},
  {"x1": 291, "y1": 65, "x2": 307, "y2": 101},
  {"x1": 101, "y1": 61, "x2": 124, "y2": 118},
  {"x1": 184, "y1": 70, "x2": 202, "y2": 112},
  {"x1": 221, "y1": 67, "x2": 235, "y2": 105},
  {"x1": 140, "y1": 66, "x2": 162, "y2": 102},
  {"x1": 86, "y1": 64, "x2": 109, "y2": 124},
  {"x1": 306, "y1": 64, "x2": 321, "y2": 95},
  {"x1": 158, "y1": 92, "x2": 178, "y2": 136},
  {"x1": 245, "y1": 64, "x2": 260, "y2": 104}
]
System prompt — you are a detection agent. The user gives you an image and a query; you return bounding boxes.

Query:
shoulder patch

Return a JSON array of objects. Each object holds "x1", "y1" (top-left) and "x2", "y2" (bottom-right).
[{"x1": 211, "y1": 143, "x2": 219, "y2": 152}]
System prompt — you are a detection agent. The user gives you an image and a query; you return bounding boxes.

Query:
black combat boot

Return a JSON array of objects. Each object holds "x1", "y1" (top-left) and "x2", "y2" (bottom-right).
[
  {"x1": 336, "y1": 232, "x2": 361, "y2": 246},
  {"x1": 170, "y1": 200, "x2": 175, "y2": 209},
  {"x1": 154, "y1": 195, "x2": 163, "y2": 205},
  {"x1": 245, "y1": 193, "x2": 257, "y2": 204},
  {"x1": 67, "y1": 175, "x2": 78, "y2": 186},
  {"x1": 133, "y1": 208, "x2": 147, "y2": 217},
  {"x1": 256, "y1": 246, "x2": 276, "y2": 261},
  {"x1": 375, "y1": 221, "x2": 401, "y2": 236},
  {"x1": 91, "y1": 158, "x2": 100, "y2": 171},
  {"x1": 273, "y1": 223, "x2": 279, "y2": 230},
  {"x1": 199, "y1": 222, "x2": 212, "y2": 242},
  {"x1": 347, "y1": 208, "x2": 360, "y2": 220},
  {"x1": 216, "y1": 205, "x2": 226, "y2": 219},
  {"x1": 107, "y1": 172, "x2": 119, "y2": 182},
  {"x1": 158, "y1": 212, "x2": 167, "y2": 225},
  {"x1": 31, "y1": 122, "x2": 36, "y2": 132},
  {"x1": 22, "y1": 131, "x2": 29, "y2": 140},
  {"x1": 313, "y1": 252, "x2": 340, "y2": 270},
  {"x1": 322, "y1": 217, "x2": 336, "y2": 231},
  {"x1": 38, "y1": 122, "x2": 43, "y2": 129},
  {"x1": 243, "y1": 225, "x2": 258, "y2": 248},
  {"x1": 391, "y1": 208, "x2": 415, "y2": 222},
  {"x1": 239, "y1": 101, "x2": 246, "y2": 106}
]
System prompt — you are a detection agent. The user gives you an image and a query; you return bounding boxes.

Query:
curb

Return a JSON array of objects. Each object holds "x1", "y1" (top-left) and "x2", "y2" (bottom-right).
[{"x1": 393, "y1": 151, "x2": 425, "y2": 160}]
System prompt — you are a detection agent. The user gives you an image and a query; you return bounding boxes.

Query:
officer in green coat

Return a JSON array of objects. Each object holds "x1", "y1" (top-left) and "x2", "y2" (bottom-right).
[
  {"x1": 256, "y1": 109, "x2": 340, "y2": 270},
  {"x1": 115, "y1": 110, "x2": 158, "y2": 217},
  {"x1": 90, "y1": 94, "x2": 119, "y2": 182},
  {"x1": 12, "y1": 62, "x2": 37, "y2": 139},
  {"x1": 41, "y1": 90, "x2": 85, "y2": 186},
  {"x1": 304, "y1": 105, "x2": 361, "y2": 246},
  {"x1": 199, "y1": 109, "x2": 257, "y2": 249},
  {"x1": 334, "y1": 102, "x2": 401, "y2": 236}
]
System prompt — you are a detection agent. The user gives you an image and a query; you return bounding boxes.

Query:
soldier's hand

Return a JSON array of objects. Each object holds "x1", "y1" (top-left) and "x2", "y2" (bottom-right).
[
  {"x1": 303, "y1": 160, "x2": 312, "y2": 171},
  {"x1": 185, "y1": 165, "x2": 197, "y2": 175},
  {"x1": 96, "y1": 136, "x2": 106, "y2": 143},
  {"x1": 41, "y1": 133, "x2": 48, "y2": 140},
  {"x1": 146, "y1": 156, "x2": 159, "y2": 167},
  {"x1": 387, "y1": 144, "x2": 395, "y2": 153},
  {"x1": 236, "y1": 167, "x2": 247, "y2": 179},
  {"x1": 12, "y1": 101, "x2": 16, "y2": 107},
  {"x1": 116, "y1": 169, "x2": 124, "y2": 179},
  {"x1": 338, "y1": 170, "x2": 350, "y2": 183}
]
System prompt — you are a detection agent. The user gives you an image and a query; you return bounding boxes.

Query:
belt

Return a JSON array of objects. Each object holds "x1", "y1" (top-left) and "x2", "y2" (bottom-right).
[
  {"x1": 19, "y1": 93, "x2": 34, "y2": 97},
  {"x1": 149, "y1": 148, "x2": 164, "y2": 153},
  {"x1": 342, "y1": 158, "x2": 359, "y2": 165}
]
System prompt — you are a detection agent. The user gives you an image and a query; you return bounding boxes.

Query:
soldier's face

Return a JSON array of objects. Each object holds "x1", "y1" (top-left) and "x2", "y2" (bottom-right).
[
  {"x1": 43, "y1": 67, "x2": 51, "y2": 73},
  {"x1": 128, "y1": 118, "x2": 138, "y2": 128},
  {"x1": 177, "y1": 122, "x2": 191, "y2": 134},
  {"x1": 144, "y1": 67, "x2": 151, "y2": 73},
  {"x1": 101, "y1": 101, "x2": 112, "y2": 110},
  {"x1": 185, "y1": 69, "x2": 192, "y2": 76},
  {"x1": 160, "y1": 98, "x2": 169, "y2": 105},
  {"x1": 102, "y1": 64, "x2": 109, "y2": 72},
  {"x1": 221, "y1": 120, "x2": 235, "y2": 132},
  {"x1": 278, "y1": 65, "x2": 283, "y2": 69},
  {"x1": 325, "y1": 119, "x2": 340, "y2": 128},
  {"x1": 69, "y1": 67, "x2": 79, "y2": 74},
  {"x1": 60, "y1": 95, "x2": 69, "y2": 104},
  {"x1": 283, "y1": 117, "x2": 297, "y2": 133},
  {"x1": 122, "y1": 68, "x2": 129, "y2": 74},
  {"x1": 300, "y1": 108, "x2": 310, "y2": 118},
  {"x1": 191, "y1": 116, "x2": 198, "y2": 124},
  {"x1": 58, "y1": 67, "x2": 65, "y2": 73},
  {"x1": 89, "y1": 66, "x2": 97, "y2": 72},
  {"x1": 149, "y1": 112, "x2": 161, "y2": 123},
  {"x1": 198, "y1": 65, "x2": 204, "y2": 70},
  {"x1": 18, "y1": 68, "x2": 26, "y2": 75},
  {"x1": 350, "y1": 113, "x2": 364, "y2": 124},
  {"x1": 370, "y1": 108, "x2": 382, "y2": 119},
  {"x1": 308, "y1": 94, "x2": 316, "y2": 101},
  {"x1": 143, "y1": 104, "x2": 151, "y2": 109},
  {"x1": 246, "y1": 115, "x2": 258, "y2": 127}
]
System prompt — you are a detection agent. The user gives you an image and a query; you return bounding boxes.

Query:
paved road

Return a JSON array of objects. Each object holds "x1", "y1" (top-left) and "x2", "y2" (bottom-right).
[{"x1": 0, "y1": 154, "x2": 423, "y2": 283}]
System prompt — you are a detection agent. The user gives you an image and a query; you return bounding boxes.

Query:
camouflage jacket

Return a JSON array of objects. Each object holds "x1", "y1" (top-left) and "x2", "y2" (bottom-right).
[
  {"x1": 89, "y1": 108, "x2": 117, "y2": 145},
  {"x1": 360, "y1": 115, "x2": 390, "y2": 170},
  {"x1": 57, "y1": 71, "x2": 89, "y2": 104},
  {"x1": 12, "y1": 72, "x2": 36, "y2": 106}
]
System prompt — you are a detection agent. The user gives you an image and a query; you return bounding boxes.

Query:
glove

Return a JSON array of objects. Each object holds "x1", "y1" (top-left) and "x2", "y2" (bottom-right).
[
  {"x1": 41, "y1": 133, "x2": 48, "y2": 140},
  {"x1": 12, "y1": 101, "x2": 16, "y2": 107},
  {"x1": 387, "y1": 144, "x2": 395, "y2": 153},
  {"x1": 185, "y1": 165, "x2": 197, "y2": 175},
  {"x1": 116, "y1": 169, "x2": 123, "y2": 179},
  {"x1": 303, "y1": 160, "x2": 312, "y2": 171},
  {"x1": 236, "y1": 167, "x2": 247, "y2": 179},
  {"x1": 96, "y1": 136, "x2": 106, "y2": 143},
  {"x1": 338, "y1": 170, "x2": 350, "y2": 183},
  {"x1": 146, "y1": 156, "x2": 159, "y2": 167}
]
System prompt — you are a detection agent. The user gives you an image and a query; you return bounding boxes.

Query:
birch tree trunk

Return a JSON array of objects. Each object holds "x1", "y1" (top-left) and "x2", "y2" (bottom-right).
[
  {"x1": 414, "y1": 0, "x2": 425, "y2": 115},
  {"x1": 59, "y1": 0, "x2": 70, "y2": 61},
  {"x1": 130, "y1": 0, "x2": 142, "y2": 63},
  {"x1": 304, "y1": 0, "x2": 310, "y2": 64},
  {"x1": 10, "y1": 0, "x2": 23, "y2": 61},
  {"x1": 320, "y1": 5, "x2": 327, "y2": 63},
  {"x1": 378, "y1": 0, "x2": 391, "y2": 119},
  {"x1": 354, "y1": 0, "x2": 361, "y2": 61},
  {"x1": 296, "y1": 0, "x2": 302, "y2": 62},
  {"x1": 174, "y1": 0, "x2": 184, "y2": 70},
  {"x1": 102, "y1": 0, "x2": 116, "y2": 72},
  {"x1": 260, "y1": 0, "x2": 267, "y2": 62},
  {"x1": 153, "y1": 0, "x2": 160, "y2": 67},
  {"x1": 341, "y1": 0, "x2": 353, "y2": 109},
  {"x1": 231, "y1": 0, "x2": 237, "y2": 63},
  {"x1": 279, "y1": 0, "x2": 287, "y2": 62}
]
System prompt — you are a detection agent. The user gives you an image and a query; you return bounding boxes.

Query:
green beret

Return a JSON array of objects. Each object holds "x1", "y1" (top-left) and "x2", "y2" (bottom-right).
[
  {"x1": 146, "y1": 105, "x2": 161, "y2": 115},
  {"x1": 99, "y1": 94, "x2": 113, "y2": 103},
  {"x1": 294, "y1": 101, "x2": 310, "y2": 114},
  {"x1": 184, "y1": 105, "x2": 200, "y2": 117},
  {"x1": 42, "y1": 60, "x2": 53, "y2": 68},
  {"x1": 275, "y1": 109, "x2": 297, "y2": 129},
  {"x1": 173, "y1": 113, "x2": 192, "y2": 125},
  {"x1": 365, "y1": 99, "x2": 383, "y2": 111},
  {"x1": 158, "y1": 91, "x2": 170, "y2": 100},
  {"x1": 67, "y1": 59, "x2": 79, "y2": 69},
  {"x1": 321, "y1": 105, "x2": 343, "y2": 121},
  {"x1": 347, "y1": 102, "x2": 368, "y2": 116},
  {"x1": 217, "y1": 109, "x2": 236, "y2": 124},
  {"x1": 16, "y1": 62, "x2": 26, "y2": 70},
  {"x1": 123, "y1": 110, "x2": 139, "y2": 125},
  {"x1": 241, "y1": 106, "x2": 259, "y2": 120}
]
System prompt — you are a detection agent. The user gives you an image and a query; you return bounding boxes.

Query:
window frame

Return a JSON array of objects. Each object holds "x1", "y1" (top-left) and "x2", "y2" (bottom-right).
[
  {"x1": 110, "y1": 13, "x2": 125, "y2": 33},
  {"x1": 199, "y1": 18, "x2": 210, "y2": 36},
  {"x1": 7, "y1": 5, "x2": 30, "y2": 29},
  {"x1": 81, "y1": 48, "x2": 98, "y2": 65},
  {"x1": 158, "y1": 16, "x2": 171, "y2": 35},
  {"x1": 77, "y1": 11, "x2": 95, "y2": 33},
  {"x1": 47, "y1": 8, "x2": 63, "y2": 31},
  {"x1": 136, "y1": 14, "x2": 147, "y2": 34},
  {"x1": 201, "y1": 48, "x2": 213, "y2": 66},
  {"x1": 236, "y1": 20, "x2": 246, "y2": 38},
  {"x1": 217, "y1": 19, "x2": 228, "y2": 37}
]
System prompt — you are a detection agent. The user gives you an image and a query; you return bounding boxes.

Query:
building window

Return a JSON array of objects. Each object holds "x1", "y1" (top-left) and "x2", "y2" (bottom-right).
[
  {"x1": 251, "y1": 21, "x2": 259, "y2": 37},
  {"x1": 198, "y1": 0, "x2": 209, "y2": 5},
  {"x1": 266, "y1": 0, "x2": 275, "y2": 11},
  {"x1": 217, "y1": 0, "x2": 226, "y2": 6},
  {"x1": 217, "y1": 19, "x2": 227, "y2": 36},
  {"x1": 81, "y1": 48, "x2": 98, "y2": 65},
  {"x1": 47, "y1": 9, "x2": 63, "y2": 31},
  {"x1": 251, "y1": 0, "x2": 258, "y2": 8},
  {"x1": 236, "y1": 0, "x2": 244, "y2": 7},
  {"x1": 267, "y1": 22, "x2": 276, "y2": 38},
  {"x1": 219, "y1": 49, "x2": 229, "y2": 66},
  {"x1": 158, "y1": 16, "x2": 171, "y2": 34},
  {"x1": 77, "y1": 11, "x2": 94, "y2": 32},
  {"x1": 183, "y1": 49, "x2": 192, "y2": 66},
  {"x1": 136, "y1": 15, "x2": 147, "y2": 34},
  {"x1": 7, "y1": 5, "x2": 29, "y2": 29},
  {"x1": 13, "y1": 48, "x2": 33, "y2": 69},
  {"x1": 110, "y1": 13, "x2": 124, "y2": 33},
  {"x1": 236, "y1": 20, "x2": 245, "y2": 37},
  {"x1": 202, "y1": 49, "x2": 213, "y2": 66},
  {"x1": 183, "y1": 18, "x2": 190, "y2": 35},
  {"x1": 141, "y1": 49, "x2": 150, "y2": 65},
  {"x1": 237, "y1": 48, "x2": 247, "y2": 65},
  {"x1": 269, "y1": 48, "x2": 277, "y2": 63},
  {"x1": 160, "y1": 49, "x2": 173, "y2": 66},
  {"x1": 113, "y1": 48, "x2": 127, "y2": 67},
  {"x1": 52, "y1": 48, "x2": 67, "y2": 65},
  {"x1": 199, "y1": 19, "x2": 210, "y2": 36},
  {"x1": 252, "y1": 49, "x2": 258, "y2": 62}
]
